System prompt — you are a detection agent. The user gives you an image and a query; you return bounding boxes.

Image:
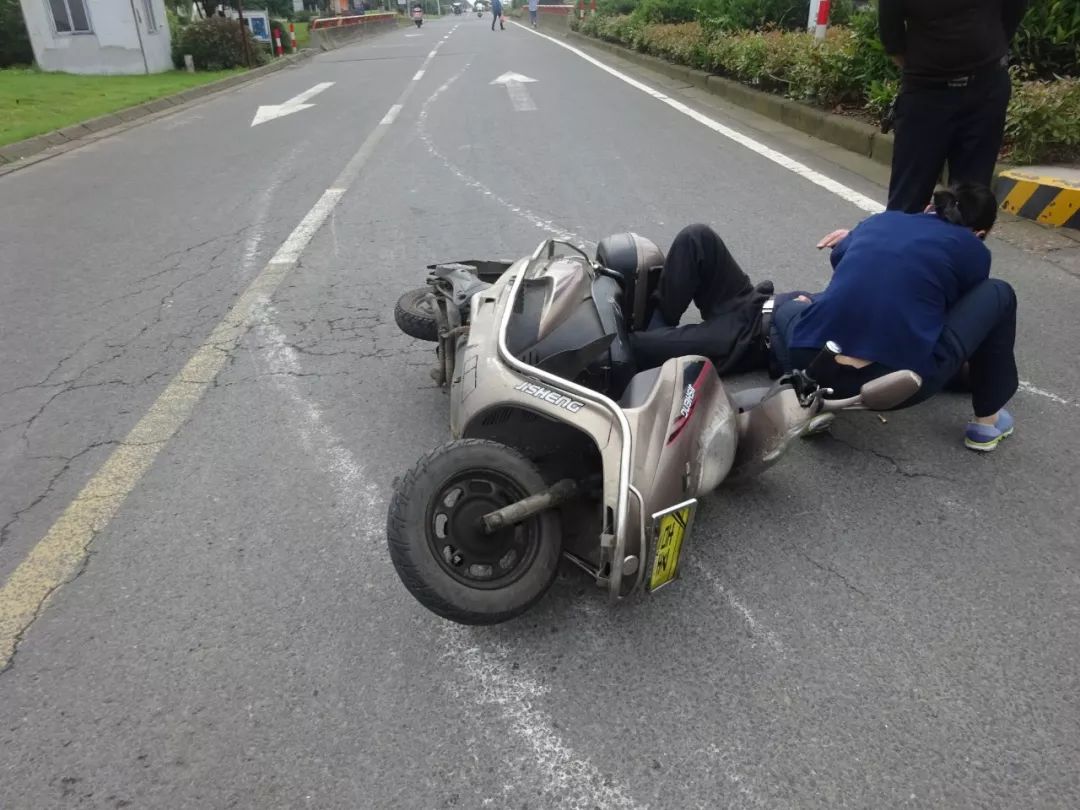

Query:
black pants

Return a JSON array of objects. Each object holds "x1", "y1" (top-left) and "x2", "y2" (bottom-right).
[
  {"x1": 887, "y1": 67, "x2": 1011, "y2": 213},
  {"x1": 491, "y1": 11, "x2": 503, "y2": 28},
  {"x1": 903, "y1": 278, "x2": 1018, "y2": 416},
  {"x1": 655, "y1": 223, "x2": 754, "y2": 324},
  {"x1": 632, "y1": 225, "x2": 771, "y2": 376}
]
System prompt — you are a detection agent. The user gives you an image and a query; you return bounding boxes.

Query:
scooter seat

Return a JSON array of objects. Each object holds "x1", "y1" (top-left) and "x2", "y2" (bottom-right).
[{"x1": 595, "y1": 233, "x2": 665, "y2": 332}]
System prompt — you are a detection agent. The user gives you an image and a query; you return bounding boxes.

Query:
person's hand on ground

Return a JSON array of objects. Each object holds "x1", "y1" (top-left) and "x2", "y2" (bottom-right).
[{"x1": 817, "y1": 229, "x2": 850, "y2": 249}]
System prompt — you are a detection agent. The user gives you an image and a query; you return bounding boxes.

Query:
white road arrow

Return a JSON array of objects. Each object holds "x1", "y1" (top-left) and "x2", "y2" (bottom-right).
[
  {"x1": 251, "y1": 82, "x2": 335, "y2": 127},
  {"x1": 490, "y1": 72, "x2": 537, "y2": 112}
]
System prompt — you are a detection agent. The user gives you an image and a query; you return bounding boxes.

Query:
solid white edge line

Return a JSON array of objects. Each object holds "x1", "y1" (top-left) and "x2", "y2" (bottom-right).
[
  {"x1": 512, "y1": 21, "x2": 885, "y2": 214},
  {"x1": 380, "y1": 104, "x2": 403, "y2": 125}
]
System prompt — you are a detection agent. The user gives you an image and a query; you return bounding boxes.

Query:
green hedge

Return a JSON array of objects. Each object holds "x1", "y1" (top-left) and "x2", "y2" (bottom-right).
[
  {"x1": 1006, "y1": 77, "x2": 1080, "y2": 164},
  {"x1": 575, "y1": 11, "x2": 1079, "y2": 163},
  {"x1": 172, "y1": 17, "x2": 269, "y2": 70},
  {"x1": 1012, "y1": 0, "x2": 1080, "y2": 78},
  {"x1": 589, "y1": 0, "x2": 1079, "y2": 78}
]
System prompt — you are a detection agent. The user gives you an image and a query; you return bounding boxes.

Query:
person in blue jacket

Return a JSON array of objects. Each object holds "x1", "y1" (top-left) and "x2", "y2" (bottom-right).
[
  {"x1": 490, "y1": 0, "x2": 504, "y2": 30},
  {"x1": 636, "y1": 182, "x2": 1018, "y2": 451}
]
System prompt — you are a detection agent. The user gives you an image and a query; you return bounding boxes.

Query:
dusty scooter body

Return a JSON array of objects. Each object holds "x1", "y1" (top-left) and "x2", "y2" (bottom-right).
[{"x1": 389, "y1": 238, "x2": 920, "y2": 625}]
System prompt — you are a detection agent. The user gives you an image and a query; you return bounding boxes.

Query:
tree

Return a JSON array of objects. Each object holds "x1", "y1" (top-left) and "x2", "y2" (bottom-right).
[{"x1": 0, "y1": 0, "x2": 34, "y2": 67}]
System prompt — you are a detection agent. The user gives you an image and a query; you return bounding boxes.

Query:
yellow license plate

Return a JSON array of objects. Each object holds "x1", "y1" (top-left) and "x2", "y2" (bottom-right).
[{"x1": 648, "y1": 501, "x2": 696, "y2": 592}]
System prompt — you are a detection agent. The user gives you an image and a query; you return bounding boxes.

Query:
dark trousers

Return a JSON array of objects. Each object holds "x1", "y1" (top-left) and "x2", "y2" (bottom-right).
[
  {"x1": 491, "y1": 11, "x2": 502, "y2": 28},
  {"x1": 905, "y1": 278, "x2": 1018, "y2": 416},
  {"x1": 655, "y1": 223, "x2": 753, "y2": 325},
  {"x1": 635, "y1": 225, "x2": 771, "y2": 375},
  {"x1": 887, "y1": 67, "x2": 1011, "y2": 213}
]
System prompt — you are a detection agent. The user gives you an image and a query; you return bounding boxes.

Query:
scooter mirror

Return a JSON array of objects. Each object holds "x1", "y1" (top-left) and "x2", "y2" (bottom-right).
[{"x1": 859, "y1": 371, "x2": 922, "y2": 411}]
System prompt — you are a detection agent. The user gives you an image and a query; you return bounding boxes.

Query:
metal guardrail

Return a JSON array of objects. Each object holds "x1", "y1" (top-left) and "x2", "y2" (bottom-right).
[{"x1": 310, "y1": 12, "x2": 397, "y2": 31}]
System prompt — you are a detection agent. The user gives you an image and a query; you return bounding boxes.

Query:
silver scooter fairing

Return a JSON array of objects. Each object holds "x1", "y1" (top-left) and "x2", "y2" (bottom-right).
[{"x1": 446, "y1": 241, "x2": 776, "y2": 600}]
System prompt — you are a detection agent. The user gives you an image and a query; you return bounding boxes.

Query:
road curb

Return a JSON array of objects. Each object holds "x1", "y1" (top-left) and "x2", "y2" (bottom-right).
[
  {"x1": 996, "y1": 170, "x2": 1080, "y2": 230},
  {"x1": 0, "y1": 51, "x2": 315, "y2": 170},
  {"x1": 566, "y1": 31, "x2": 891, "y2": 168}
]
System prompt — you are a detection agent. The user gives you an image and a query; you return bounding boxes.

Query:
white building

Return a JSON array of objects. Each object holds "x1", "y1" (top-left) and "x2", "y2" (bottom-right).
[{"x1": 19, "y1": 0, "x2": 173, "y2": 74}]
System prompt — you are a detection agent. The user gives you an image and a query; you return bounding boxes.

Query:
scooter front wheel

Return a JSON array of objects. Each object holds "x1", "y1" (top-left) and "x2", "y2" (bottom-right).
[
  {"x1": 387, "y1": 440, "x2": 562, "y2": 625},
  {"x1": 394, "y1": 287, "x2": 440, "y2": 341}
]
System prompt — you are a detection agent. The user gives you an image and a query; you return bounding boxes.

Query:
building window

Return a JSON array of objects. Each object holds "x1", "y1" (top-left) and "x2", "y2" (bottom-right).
[
  {"x1": 141, "y1": 0, "x2": 159, "y2": 33},
  {"x1": 48, "y1": 0, "x2": 92, "y2": 34}
]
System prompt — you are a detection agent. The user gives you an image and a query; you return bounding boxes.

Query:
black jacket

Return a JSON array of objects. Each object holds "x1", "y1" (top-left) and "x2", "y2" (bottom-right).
[{"x1": 878, "y1": 0, "x2": 1029, "y2": 80}]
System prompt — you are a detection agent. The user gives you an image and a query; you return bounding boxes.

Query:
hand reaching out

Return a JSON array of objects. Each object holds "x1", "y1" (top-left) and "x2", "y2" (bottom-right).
[{"x1": 817, "y1": 229, "x2": 850, "y2": 249}]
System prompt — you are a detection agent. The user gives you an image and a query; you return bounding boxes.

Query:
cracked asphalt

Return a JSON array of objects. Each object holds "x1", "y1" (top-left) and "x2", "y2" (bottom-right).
[{"x1": 1, "y1": 17, "x2": 1079, "y2": 810}]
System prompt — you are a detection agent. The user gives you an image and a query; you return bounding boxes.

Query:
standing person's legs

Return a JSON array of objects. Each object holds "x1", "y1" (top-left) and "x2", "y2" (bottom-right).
[
  {"x1": 530, "y1": 8, "x2": 537, "y2": 25},
  {"x1": 945, "y1": 69, "x2": 1011, "y2": 188},
  {"x1": 491, "y1": 11, "x2": 496, "y2": 29},
  {"x1": 656, "y1": 224, "x2": 753, "y2": 326},
  {"x1": 887, "y1": 84, "x2": 955, "y2": 212}
]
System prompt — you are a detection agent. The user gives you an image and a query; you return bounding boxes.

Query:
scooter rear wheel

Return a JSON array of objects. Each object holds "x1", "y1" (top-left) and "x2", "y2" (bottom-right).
[
  {"x1": 387, "y1": 440, "x2": 562, "y2": 625},
  {"x1": 394, "y1": 287, "x2": 440, "y2": 342}
]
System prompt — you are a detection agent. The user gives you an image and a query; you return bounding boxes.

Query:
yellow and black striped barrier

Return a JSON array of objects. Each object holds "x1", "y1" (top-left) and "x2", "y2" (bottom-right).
[{"x1": 995, "y1": 170, "x2": 1080, "y2": 230}]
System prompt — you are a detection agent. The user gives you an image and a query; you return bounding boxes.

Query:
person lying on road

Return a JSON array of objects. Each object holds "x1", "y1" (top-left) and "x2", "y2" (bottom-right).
[{"x1": 630, "y1": 182, "x2": 1018, "y2": 451}]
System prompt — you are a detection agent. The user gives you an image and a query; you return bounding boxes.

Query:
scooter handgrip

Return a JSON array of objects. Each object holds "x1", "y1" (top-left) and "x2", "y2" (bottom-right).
[{"x1": 806, "y1": 340, "x2": 842, "y2": 381}]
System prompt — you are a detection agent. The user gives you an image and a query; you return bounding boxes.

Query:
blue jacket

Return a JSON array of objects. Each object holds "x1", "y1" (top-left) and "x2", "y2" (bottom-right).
[
  {"x1": 789, "y1": 211, "x2": 991, "y2": 377},
  {"x1": 491, "y1": 0, "x2": 503, "y2": 12}
]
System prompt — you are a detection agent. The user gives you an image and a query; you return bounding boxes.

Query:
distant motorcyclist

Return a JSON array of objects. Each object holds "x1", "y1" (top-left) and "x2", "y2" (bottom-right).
[{"x1": 632, "y1": 182, "x2": 1018, "y2": 451}]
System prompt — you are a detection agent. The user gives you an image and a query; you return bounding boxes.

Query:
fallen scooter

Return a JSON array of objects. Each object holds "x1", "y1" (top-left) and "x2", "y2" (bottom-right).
[{"x1": 389, "y1": 236, "x2": 921, "y2": 624}]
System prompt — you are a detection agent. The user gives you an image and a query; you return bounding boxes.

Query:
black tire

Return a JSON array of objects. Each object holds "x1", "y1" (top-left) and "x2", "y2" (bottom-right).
[
  {"x1": 394, "y1": 287, "x2": 440, "y2": 342},
  {"x1": 387, "y1": 439, "x2": 562, "y2": 625}
]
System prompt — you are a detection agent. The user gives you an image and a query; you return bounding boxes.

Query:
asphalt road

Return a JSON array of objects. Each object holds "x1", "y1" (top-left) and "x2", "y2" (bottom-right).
[{"x1": 2, "y1": 16, "x2": 1079, "y2": 810}]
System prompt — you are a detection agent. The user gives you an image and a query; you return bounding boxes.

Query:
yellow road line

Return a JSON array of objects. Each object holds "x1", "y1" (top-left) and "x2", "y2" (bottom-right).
[
  {"x1": 0, "y1": 254, "x2": 296, "y2": 669},
  {"x1": 0, "y1": 23, "x2": 457, "y2": 668}
]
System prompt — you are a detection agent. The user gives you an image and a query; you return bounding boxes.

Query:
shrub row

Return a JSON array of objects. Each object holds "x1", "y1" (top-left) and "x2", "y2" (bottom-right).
[
  {"x1": 171, "y1": 17, "x2": 269, "y2": 71},
  {"x1": 575, "y1": 12, "x2": 1079, "y2": 163},
  {"x1": 593, "y1": 0, "x2": 1078, "y2": 78},
  {"x1": 580, "y1": 13, "x2": 879, "y2": 107},
  {"x1": 1006, "y1": 77, "x2": 1080, "y2": 165}
]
